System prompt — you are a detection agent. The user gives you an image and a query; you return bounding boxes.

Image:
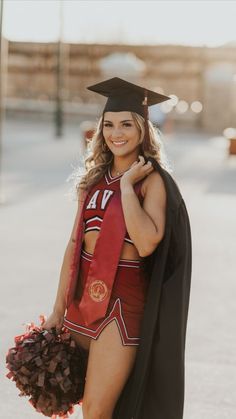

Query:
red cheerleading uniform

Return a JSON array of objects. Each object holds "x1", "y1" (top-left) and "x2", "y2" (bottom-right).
[{"x1": 63, "y1": 167, "x2": 149, "y2": 346}]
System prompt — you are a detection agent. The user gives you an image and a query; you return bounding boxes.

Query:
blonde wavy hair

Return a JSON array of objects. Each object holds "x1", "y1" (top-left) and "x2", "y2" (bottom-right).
[{"x1": 69, "y1": 112, "x2": 172, "y2": 200}]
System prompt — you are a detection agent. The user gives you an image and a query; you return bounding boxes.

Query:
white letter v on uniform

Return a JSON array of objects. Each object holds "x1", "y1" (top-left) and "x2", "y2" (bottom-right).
[{"x1": 101, "y1": 190, "x2": 114, "y2": 210}]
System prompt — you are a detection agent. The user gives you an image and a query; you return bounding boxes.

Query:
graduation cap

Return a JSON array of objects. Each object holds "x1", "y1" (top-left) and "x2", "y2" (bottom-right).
[
  {"x1": 87, "y1": 77, "x2": 170, "y2": 117},
  {"x1": 87, "y1": 77, "x2": 171, "y2": 148}
]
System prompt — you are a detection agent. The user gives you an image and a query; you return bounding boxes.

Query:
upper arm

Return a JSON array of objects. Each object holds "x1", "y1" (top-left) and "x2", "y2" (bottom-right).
[
  {"x1": 141, "y1": 171, "x2": 167, "y2": 244},
  {"x1": 68, "y1": 187, "x2": 87, "y2": 245}
]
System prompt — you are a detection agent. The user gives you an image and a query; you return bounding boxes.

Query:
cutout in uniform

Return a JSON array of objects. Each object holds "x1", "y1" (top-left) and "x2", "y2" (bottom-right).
[{"x1": 63, "y1": 168, "x2": 149, "y2": 346}]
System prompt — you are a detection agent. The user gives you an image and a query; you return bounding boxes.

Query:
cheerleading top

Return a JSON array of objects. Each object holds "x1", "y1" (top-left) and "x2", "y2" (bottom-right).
[{"x1": 82, "y1": 166, "x2": 144, "y2": 246}]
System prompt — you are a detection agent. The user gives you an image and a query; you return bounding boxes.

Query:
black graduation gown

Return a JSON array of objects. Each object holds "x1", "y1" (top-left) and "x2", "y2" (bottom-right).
[{"x1": 113, "y1": 158, "x2": 192, "y2": 419}]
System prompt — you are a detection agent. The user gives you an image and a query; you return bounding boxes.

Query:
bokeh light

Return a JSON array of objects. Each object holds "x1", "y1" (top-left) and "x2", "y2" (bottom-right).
[
  {"x1": 191, "y1": 101, "x2": 203, "y2": 113},
  {"x1": 223, "y1": 127, "x2": 236, "y2": 138},
  {"x1": 175, "y1": 100, "x2": 189, "y2": 114}
]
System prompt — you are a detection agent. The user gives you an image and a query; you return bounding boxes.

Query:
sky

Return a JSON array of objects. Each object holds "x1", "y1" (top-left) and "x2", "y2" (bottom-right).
[{"x1": 2, "y1": 0, "x2": 236, "y2": 47}]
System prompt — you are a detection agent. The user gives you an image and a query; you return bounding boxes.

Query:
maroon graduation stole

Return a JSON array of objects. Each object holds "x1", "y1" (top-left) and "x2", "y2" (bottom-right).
[{"x1": 66, "y1": 181, "x2": 142, "y2": 325}]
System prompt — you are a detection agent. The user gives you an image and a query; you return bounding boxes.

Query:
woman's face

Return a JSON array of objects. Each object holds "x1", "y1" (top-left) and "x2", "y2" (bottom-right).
[{"x1": 102, "y1": 111, "x2": 141, "y2": 158}]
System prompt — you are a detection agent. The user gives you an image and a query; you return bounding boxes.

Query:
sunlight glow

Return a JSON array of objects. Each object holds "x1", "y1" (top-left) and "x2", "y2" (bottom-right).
[{"x1": 3, "y1": 1, "x2": 236, "y2": 47}]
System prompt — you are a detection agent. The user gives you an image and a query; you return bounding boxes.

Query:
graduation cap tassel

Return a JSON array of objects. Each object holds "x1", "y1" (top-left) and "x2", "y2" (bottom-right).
[{"x1": 142, "y1": 89, "x2": 150, "y2": 151}]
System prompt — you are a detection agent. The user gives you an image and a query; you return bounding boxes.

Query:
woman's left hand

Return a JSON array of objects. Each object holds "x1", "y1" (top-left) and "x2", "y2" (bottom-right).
[{"x1": 120, "y1": 155, "x2": 154, "y2": 187}]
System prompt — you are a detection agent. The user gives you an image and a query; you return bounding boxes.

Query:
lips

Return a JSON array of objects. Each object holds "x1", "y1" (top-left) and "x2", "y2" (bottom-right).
[{"x1": 112, "y1": 141, "x2": 127, "y2": 147}]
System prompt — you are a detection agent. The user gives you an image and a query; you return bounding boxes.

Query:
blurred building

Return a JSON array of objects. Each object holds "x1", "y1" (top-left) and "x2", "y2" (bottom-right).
[{"x1": 4, "y1": 41, "x2": 236, "y2": 133}]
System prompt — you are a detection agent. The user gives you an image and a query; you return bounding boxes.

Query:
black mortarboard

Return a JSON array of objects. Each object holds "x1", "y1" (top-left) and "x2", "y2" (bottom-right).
[
  {"x1": 87, "y1": 77, "x2": 170, "y2": 118},
  {"x1": 87, "y1": 77, "x2": 171, "y2": 149}
]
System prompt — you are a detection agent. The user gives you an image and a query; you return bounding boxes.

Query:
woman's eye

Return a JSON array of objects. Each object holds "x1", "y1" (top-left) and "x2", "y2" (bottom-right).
[{"x1": 103, "y1": 123, "x2": 132, "y2": 128}]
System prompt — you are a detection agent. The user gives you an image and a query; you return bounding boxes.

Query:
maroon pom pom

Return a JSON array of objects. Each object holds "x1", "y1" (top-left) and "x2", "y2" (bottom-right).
[{"x1": 6, "y1": 319, "x2": 88, "y2": 418}]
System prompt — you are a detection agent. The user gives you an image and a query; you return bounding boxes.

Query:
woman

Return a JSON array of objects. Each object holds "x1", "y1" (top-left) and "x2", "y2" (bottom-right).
[{"x1": 42, "y1": 78, "x2": 192, "y2": 419}]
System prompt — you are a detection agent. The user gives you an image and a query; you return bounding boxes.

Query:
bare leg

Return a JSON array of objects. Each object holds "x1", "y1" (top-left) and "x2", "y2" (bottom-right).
[
  {"x1": 82, "y1": 319, "x2": 138, "y2": 419},
  {"x1": 69, "y1": 330, "x2": 91, "y2": 351}
]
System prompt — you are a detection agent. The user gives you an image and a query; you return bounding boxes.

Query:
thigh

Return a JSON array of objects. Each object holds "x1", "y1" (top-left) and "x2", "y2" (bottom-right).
[
  {"x1": 83, "y1": 319, "x2": 138, "y2": 414},
  {"x1": 69, "y1": 330, "x2": 91, "y2": 351}
]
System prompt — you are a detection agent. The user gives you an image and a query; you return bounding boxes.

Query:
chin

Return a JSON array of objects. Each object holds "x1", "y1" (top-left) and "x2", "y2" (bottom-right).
[{"x1": 111, "y1": 149, "x2": 131, "y2": 157}]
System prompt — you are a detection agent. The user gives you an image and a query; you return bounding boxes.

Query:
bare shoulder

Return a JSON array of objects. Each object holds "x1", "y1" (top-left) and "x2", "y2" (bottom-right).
[{"x1": 141, "y1": 170, "x2": 166, "y2": 203}]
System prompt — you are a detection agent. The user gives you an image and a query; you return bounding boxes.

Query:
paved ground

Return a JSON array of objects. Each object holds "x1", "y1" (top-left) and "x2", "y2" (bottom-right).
[{"x1": 0, "y1": 116, "x2": 236, "y2": 418}]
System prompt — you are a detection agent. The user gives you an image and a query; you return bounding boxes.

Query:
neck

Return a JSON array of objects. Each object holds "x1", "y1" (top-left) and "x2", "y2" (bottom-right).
[{"x1": 111, "y1": 154, "x2": 139, "y2": 175}]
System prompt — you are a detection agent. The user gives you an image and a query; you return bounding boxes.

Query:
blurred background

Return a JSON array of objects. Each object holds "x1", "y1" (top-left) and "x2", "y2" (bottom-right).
[{"x1": 0, "y1": 1, "x2": 236, "y2": 418}]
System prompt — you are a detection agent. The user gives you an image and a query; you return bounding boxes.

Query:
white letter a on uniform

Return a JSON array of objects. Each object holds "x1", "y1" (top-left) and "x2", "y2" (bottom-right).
[{"x1": 86, "y1": 190, "x2": 100, "y2": 209}]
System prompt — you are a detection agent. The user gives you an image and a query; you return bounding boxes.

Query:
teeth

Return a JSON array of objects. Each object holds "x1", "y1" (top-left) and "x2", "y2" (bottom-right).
[{"x1": 113, "y1": 141, "x2": 127, "y2": 145}]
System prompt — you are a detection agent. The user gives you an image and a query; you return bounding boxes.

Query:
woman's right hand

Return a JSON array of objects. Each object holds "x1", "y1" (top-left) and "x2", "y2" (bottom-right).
[{"x1": 41, "y1": 310, "x2": 65, "y2": 334}]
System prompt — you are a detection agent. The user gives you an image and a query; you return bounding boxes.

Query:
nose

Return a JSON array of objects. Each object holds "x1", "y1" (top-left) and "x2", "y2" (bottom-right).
[{"x1": 111, "y1": 128, "x2": 123, "y2": 138}]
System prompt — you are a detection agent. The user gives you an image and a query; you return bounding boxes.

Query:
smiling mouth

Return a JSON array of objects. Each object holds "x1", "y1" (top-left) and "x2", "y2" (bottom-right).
[{"x1": 111, "y1": 141, "x2": 128, "y2": 146}]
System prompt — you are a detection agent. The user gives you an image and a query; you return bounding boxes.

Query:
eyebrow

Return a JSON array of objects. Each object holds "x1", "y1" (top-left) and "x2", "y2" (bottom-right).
[{"x1": 103, "y1": 119, "x2": 133, "y2": 123}]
